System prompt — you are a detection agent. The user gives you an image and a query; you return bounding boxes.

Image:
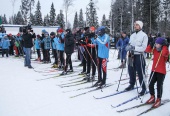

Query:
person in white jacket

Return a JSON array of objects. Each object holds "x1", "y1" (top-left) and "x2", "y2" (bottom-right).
[{"x1": 125, "y1": 21, "x2": 148, "y2": 96}]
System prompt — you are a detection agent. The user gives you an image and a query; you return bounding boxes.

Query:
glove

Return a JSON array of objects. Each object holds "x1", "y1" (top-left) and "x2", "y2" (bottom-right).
[
  {"x1": 80, "y1": 40, "x2": 86, "y2": 45},
  {"x1": 125, "y1": 45, "x2": 135, "y2": 51}
]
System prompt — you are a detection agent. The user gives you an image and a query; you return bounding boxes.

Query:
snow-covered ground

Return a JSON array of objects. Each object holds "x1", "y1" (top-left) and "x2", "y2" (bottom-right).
[{"x1": 0, "y1": 49, "x2": 170, "y2": 116}]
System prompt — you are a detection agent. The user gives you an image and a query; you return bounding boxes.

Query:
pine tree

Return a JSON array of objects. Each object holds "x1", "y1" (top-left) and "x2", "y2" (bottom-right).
[
  {"x1": 142, "y1": 0, "x2": 160, "y2": 33},
  {"x1": 43, "y1": 14, "x2": 50, "y2": 26},
  {"x1": 79, "y1": 9, "x2": 84, "y2": 28},
  {"x1": 101, "y1": 14, "x2": 106, "y2": 26},
  {"x1": 20, "y1": 0, "x2": 30, "y2": 24},
  {"x1": 13, "y1": 14, "x2": 17, "y2": 24},
  {"x1": 2, "y1": 14, "x2": 8, "y2": 24},
  {"x1": 73, "y1": 12, "x2": 79, "y2": 29},
  {"x1": 30, "y1": 13, "x2": 35, "y2": 25},
  {"x1": 49, "y1": 3, "x2": 56, "y2": 26},
  {"x1": 56, "y1": 10, "x2": 65, "y2": 29},
  {"x1": 86, "y1": 0, "x2": 99, "y2": 27},
  {"x1": 15, "y1": 11, "x2": 25, "y2": 25},
  {"x1": 110, "y1": 0, "x2": 131, "y2": 33},
  {"x1": 34, "y1": 0, "x2": 43, "y2": 26}
]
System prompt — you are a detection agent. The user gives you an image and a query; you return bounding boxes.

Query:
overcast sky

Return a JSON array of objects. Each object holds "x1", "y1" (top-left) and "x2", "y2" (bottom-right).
[{"x1": 0, "y1": 0, "x2": 113, "y2": 26}]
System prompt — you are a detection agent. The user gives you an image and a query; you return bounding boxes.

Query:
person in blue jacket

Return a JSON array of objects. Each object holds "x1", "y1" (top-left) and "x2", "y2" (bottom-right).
[
  {"x1": 116, "y1": 31, "x2": 129, "y2": 68},
  {"x1": 34, "y1": 34, "x2": 41, "y2": 61},
  {"x1": 50, "y1": 32, "x2": 58, "y2": 68},
  {"x1": 91, "y1": 26, "x2": 110, "y2": 87},
  {"x1": 42, "y1": 32, "x2": 51, "y2": 63},
  {"x1": 1, "y1": 34, "x2": 10, "y2": 57},
  {"x1": 56, "y1": 28, "x2": 65, "y2": 69}
]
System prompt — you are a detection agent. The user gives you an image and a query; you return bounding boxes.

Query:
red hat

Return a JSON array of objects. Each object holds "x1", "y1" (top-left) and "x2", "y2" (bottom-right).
[
  {"x1": 57, "y1": 28, "x2": 64, "y2": 33},
  {"x1": 8, "y1": 33, "x2": 12, "y2": 37},
  {"x1": 90, "y1": 26, "x2": 95, "y2": 31},
  {"x1": 17, "y1": 33, "x2": 20, "y2": 36}
]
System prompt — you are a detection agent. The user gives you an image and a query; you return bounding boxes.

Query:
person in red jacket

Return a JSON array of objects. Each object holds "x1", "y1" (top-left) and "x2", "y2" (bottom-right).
[{"x1": 145, "y1": 37, "x2": 169, "y2": 108}]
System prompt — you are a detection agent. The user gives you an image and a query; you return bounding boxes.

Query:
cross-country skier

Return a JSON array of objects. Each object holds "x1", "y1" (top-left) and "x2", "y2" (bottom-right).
[
  {"x1": 92, "y1": 26, "x2": 110, "y2": 87},
  {"x1": 61, "y1": 29, "x2": 75, "y2": 75},
  {"x1": 50, "y1": 32, "x2": 58, "y2": 68},
  {"x1": 34, "y1": 34, "x2": 41, "y2": 61},
  {"x1": 116, "y1": 31, "x2": 129, "y2": 68},
  {"x1": 125, "y1": 21, "x2": 148, "y2": 96},
  {"x1": 1, "y1": 34, "x2": 10, "y2": 57},
  {"x1": 42, "y1": 32, "x2": 51, "y2": 63},
  {"x1": 56, "y1": 28, "x2": 65, "y2": 69},
  {"x1": 145, "y1": 37, "x2": 169, "y2": 108}
]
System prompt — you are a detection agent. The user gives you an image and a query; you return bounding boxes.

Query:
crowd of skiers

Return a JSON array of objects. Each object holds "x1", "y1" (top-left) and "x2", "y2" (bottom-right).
[{"x1": 0, "y1": 20, "x2": 170, "y2": 108}]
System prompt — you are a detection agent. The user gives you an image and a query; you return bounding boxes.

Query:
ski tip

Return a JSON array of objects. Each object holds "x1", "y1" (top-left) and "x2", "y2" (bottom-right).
[
  {"x1": 93, "y1": 96, "x2": 98, "y2": 99},
  {"x1": 111, "y1": 105, "x2": 116, "y2": 108}
]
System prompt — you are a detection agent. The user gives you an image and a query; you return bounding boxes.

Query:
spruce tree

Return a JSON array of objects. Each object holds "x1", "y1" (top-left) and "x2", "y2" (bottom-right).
[
  {"x1": 34, "y1": 0, "x2": 43, "y2": 26},
  {"x1": 73, "y1": 12, "x2": 79, "y2": 29},
  {"x1": 79, "y1": 9, "x2": 84, "y2": 28},
  {"x1": 142, "y1": 0, "x2": 160, "y2": 33},
  {"x1": 2, "y1": 14, "x2": 8, "y2": 24},
  {"x1": 15, "y1": 11, "x2": 24, "y2": 25},
  {"x1": 56, "y1": 10, "x2": 65, "y2": 29},
  {"x1": 49, "y1": 3, "x2": 56, "y2": 26},
  {"x1": 20, "y1": 0, "x2": 30, "y2": 24},
  {"x1": 101, "y1": 14, "x2": 106, "y2": 26},
  {"x1": 43, "y1": 14, "x2": 50, "y2": 26},
  {"x1": 30, "y1": 13, "x2": 35, "y2": 25}
]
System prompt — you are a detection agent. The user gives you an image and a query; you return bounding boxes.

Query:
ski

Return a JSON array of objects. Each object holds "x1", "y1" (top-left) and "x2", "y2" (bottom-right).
[
  {"x1": 62, "y1": 85, "x2": 94, "y2": 93},
  {"x1": 36, "y1": 72, "x2": 80, "y2": 81},
  {"x1": 93, "y1": 87, "x2": 139, "y2": 99},
  {"x1": 111, "y1": 91, "x2": 149, "y2": 108},
  {"x1": 58, "y1": 79, "x2": 86, "y2": 86},
  {"x1": 59, "y1": 81, "x2": 91, "y2": 88},
  {"x1": 34, "y1": 69, "x2": 58, "y2": 73},
  {"x1": 60, "y1": 75, "x2": 85, "y2": 82},
  {"x1": 63, "y1": 82, "x2": 116, "y2": 93},
  {"x1": 136, "y1": 99, "x2": 170, "y2": 116},
  {"x1": 117, "y1": 102, "x2": 150, "y2": 113},
  {"x1": 70, "y1": 84, "x2": 113, "y2": 98}
]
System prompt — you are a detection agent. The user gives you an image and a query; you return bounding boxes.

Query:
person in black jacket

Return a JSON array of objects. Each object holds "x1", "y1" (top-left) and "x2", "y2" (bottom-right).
[
  {"x1": 61, "y1": 29, "x2": 75, "y2": 75},
  {"x1": 22, "y1": 28, "x2": 33, "y2": 68}
]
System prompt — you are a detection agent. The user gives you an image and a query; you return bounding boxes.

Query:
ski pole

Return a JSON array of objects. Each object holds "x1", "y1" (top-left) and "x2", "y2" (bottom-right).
[
  {"x1": 84, "y1": 46, "x2": 97, "y2": 68},
  {"x1": 140, "y1": 50, "x2": 162, "y2": 103},
  {"x1": 116, "y1": 66, "x2": 124, "y2": 91}
]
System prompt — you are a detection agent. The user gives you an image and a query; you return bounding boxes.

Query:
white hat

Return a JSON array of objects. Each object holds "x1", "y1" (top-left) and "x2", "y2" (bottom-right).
[{"x1": 135, "y1": 21, "x2": 143, "y2": 29}]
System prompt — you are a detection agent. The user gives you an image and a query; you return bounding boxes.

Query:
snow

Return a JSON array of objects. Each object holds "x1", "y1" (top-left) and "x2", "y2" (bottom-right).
[{"x1": 0, "y1": 49, "x2": 170, "y2": 116}]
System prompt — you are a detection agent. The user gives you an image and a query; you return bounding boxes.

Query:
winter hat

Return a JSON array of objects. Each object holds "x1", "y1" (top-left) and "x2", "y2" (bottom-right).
[
  {"x1": 8, "y1": 33, "x2": 12, "y2": 37},
  {"x1": 65, "y1": 29, "x2": 71, "y2": 34},
  {"x1": 37, "y1": 34, "x2": 41, "y2": 38},
  {"x1": 135, "y1": 21, "x2": 143, "y2": 29},
  {"x1": 57, "y1": 28, "x2": 64, "y2": 33},
  {"x1": 17, "y1": 33, "x2": 20, "y2": 36},
  {"x1": 90, "y1": 26, "x2": 95, "y2": 31},
  {"x1": 84, "y1": 27, "x2": 89, "y2": 31},
  {"x1": 42, "y1": 29, "x2": 46, "y2": 34},
  {"x1": 155, "y1": 37, "x2": 165, "y2": 45},
  {"x1": 50, "y1": 32, "x2": 56, "y2": 36},
  {"x1": 98, "y1": 26, "x2": 106, "y2": 36}
]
